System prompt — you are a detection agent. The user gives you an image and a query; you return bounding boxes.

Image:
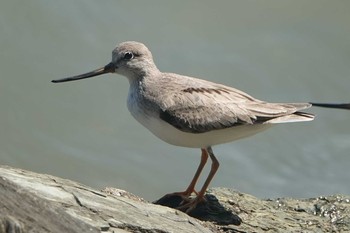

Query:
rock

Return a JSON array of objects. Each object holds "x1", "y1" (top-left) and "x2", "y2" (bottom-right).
[
  {"x1": 0, "y1": 165, "x2": 213, "y2": 233},
  {"x1": 0, "y1": 165, "x2": 349, "y2": 232},
  {"x1": 205, "y1": 188, "x2": 350, "y2": 232}
]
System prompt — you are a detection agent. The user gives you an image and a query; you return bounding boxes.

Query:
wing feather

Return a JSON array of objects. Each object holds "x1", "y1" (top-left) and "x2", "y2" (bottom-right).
[{"x1": 152, "y1": 74, "x2": 313, "y2": 133}]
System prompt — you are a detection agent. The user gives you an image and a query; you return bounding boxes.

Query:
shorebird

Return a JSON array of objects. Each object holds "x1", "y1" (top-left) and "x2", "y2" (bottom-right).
[{"x1": 52, "y1": 41, "x2": 349, "y2": 212}]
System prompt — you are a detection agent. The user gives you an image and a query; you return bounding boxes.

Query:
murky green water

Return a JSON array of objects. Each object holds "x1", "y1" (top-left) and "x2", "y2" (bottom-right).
[{"x1": 1, "y1": 0, "x2": 350, "y2": 200}]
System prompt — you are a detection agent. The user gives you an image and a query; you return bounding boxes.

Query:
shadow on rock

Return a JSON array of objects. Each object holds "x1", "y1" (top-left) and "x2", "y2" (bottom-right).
[{"x1": 153, "y1": 193, "x2": 241, "y2": 226}]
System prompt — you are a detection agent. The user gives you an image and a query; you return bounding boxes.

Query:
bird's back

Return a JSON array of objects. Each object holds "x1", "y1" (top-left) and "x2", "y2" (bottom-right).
[{"x1": 137, "y1": 72, "x2": 314, "y2": 135}]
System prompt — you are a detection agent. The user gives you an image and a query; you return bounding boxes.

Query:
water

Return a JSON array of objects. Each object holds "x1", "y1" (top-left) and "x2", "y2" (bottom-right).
[{"x1": 1, "y1": 0, "x2": 350, "y2": 201}]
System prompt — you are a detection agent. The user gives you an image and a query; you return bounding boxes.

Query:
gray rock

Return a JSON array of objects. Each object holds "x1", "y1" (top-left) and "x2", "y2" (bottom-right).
[
  {"x1": 0, "y1": 165, "x2": 349, "y2": 233},
  {"x1": 206, "y1": 188, "x2": 350, "y2": 232},
  {"x1": 0, "y1": 165, "x2": 213, "y2": 233}
]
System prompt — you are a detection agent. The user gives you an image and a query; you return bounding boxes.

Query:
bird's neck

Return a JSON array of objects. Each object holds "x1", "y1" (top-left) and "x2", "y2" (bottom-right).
[{"x1": 127, "y1": 66, "x2": 161, "y2": 86}]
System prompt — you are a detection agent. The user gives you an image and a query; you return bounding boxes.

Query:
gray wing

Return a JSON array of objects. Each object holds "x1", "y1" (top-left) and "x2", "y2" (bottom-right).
[{"x1": 156, "y1": 75, "x2": 313, "y2": 133}]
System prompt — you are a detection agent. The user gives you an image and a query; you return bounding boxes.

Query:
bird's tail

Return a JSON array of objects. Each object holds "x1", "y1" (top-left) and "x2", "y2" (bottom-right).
[{"x1": 310, "y1": 102, "x2": 350, "y2": 110}]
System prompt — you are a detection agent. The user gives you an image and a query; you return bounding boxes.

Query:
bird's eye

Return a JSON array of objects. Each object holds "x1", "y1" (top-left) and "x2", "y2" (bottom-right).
[{"x1": 123, "y1": 52, "x2": 134, "y2": 60}]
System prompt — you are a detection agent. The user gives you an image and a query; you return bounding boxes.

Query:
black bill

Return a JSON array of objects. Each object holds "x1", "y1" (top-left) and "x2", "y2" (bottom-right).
[{"x1": 52, "y1": 62, "x2": 115, "y2": 83}]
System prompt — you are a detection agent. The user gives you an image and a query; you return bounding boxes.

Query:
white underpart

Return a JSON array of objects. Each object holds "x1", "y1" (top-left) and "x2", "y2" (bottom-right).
[{"x1": 132, "y1": 112, "x2": 272, "y2": 148}]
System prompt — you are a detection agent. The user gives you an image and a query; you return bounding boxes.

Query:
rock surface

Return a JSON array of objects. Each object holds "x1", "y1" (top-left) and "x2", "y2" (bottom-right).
[{"x1": 0, "y1": 165, "x2": 349, "y2": 233}]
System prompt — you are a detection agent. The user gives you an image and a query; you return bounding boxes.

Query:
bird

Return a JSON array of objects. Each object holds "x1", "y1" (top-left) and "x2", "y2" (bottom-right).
[{"x1": 52, "y1": 41, "x2": 349, "y2": 212}]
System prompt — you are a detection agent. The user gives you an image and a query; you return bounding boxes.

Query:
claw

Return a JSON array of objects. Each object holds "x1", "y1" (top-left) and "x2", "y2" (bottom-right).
[
  {"x1": 166, "y1": 190, "x2": 197, "y2": 205},
  {"x1": 177, "y1": 195, "x2": 207, "y2": 213}
]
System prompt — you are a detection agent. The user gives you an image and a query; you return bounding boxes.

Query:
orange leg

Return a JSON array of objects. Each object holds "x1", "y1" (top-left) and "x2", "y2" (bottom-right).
[
  {"x1": 179, "y1": 146, "x2": 220, "y2": 212},
  {"x1": 183, "y1": 148, "x2": 209, "y2": 196},
  {"x1": 171, "y1": 148, "x2": 208, "y2": 199}
]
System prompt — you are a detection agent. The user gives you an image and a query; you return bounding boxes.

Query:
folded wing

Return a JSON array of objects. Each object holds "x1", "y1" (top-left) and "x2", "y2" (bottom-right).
[{"x1": 157, "y1": 76, "x2": 314, "y2": 133}]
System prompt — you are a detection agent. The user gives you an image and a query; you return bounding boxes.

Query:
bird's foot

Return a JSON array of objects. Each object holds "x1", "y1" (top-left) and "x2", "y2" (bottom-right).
[
  {"x1": 153, "y1": 190, "x2": 199, "y2": 209},
  {"x1": 167, "y1": 190, "x2": 198, "y2": 203},
  {"x1": 177, "y1": 195, "x2": 206, "y2": 213}
]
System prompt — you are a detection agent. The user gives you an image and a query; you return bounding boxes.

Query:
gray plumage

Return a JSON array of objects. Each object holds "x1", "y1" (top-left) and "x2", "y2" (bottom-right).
[{"x1": 112, "y1": 42, "x2": 314, "y2": 135}]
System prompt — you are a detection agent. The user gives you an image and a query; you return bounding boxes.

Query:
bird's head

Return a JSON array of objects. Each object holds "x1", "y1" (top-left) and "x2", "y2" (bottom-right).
[{"x1": 52, "y1": 41, "x2": 159, "y2": 83}]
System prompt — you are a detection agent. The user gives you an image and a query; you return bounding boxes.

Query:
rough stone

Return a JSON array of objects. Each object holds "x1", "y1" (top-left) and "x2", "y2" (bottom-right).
[{"x1": 1, "y1": 165, "x2": 349, "y2": 233}]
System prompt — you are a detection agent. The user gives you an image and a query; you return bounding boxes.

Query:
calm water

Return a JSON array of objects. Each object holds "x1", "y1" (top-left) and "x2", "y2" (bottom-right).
[{"x1": 1, "y1": 1, "x2": 350, "y2": 201}]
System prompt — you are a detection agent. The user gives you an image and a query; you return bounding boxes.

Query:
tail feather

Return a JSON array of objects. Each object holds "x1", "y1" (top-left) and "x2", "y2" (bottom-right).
[
  {"x1": 262, "y1": 102, "x2": 349, "y2": 124},
  {"x1": 264, "y1": 111, "x2": 314, "y2": 124}
]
